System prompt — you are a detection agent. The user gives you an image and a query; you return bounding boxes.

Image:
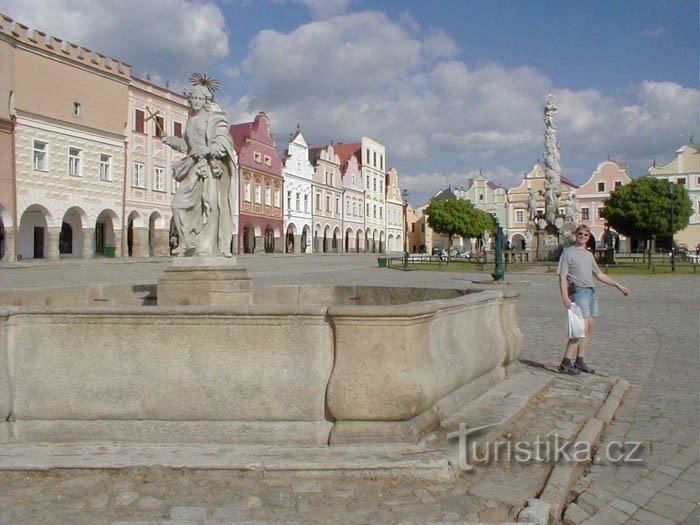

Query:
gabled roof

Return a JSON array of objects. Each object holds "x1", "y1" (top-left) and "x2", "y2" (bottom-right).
[
  {"x1": 432, "y1": 186, "x2": 456, "y2": 201},
  {"x1": 561, "y1": 175, "x2": 580, "y2": 189},
  {"x1": 332, "y1": 142, "x2": 362, "y2": 167},
  {"x1": 230, "y1": 122, "x2": 252, "y2": 154}
]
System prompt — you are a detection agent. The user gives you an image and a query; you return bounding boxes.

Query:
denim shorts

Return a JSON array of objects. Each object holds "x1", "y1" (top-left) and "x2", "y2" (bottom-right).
[{"x1": 571, "y1": 286, "x2": 598, "y2": 318}]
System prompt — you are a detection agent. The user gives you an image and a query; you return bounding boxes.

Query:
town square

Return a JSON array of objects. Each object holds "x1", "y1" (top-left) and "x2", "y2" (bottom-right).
[{"x1": 0, "y1": 1, "x2": 698, "y2": 524}]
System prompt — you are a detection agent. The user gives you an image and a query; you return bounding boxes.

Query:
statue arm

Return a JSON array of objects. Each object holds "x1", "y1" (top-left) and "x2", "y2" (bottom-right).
[{"x1": 163, "y1": 135, "x2": 187, "y2": 153}]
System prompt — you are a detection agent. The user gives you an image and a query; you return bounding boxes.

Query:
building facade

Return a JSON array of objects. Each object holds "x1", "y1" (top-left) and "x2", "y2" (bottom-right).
[
  {"x1": 576, "y1": 160, "x2": 632, "y2": 250},
  {"x1": 1, "y1": 14, "x2": 130, "y2": 261},
  {"x1": 361, "y1": 136, "x2": 387, "y2": 252},
  {"x1": 281, "y1": 127, "x2": 313, "y2": 253},
  {"x1": 124, "y1": 77, "x2": 188, "y2": 257},
  {"x1": 339, "y1": 146, "x2": 364, "y2": 252},
  {"x1": 506, "y1": 163, "x2": 577, "y2": 250},
  {"x1": 231, "y1": 112, "x2": 284, "y2": 254},
  {"x1": 648, "y1": 142, "x2": 700, "y2": 249},
  {"x1": 454, "y1": 172, "x2": 507, "y2": 250},
  {"x1": 309, "y1": 144, "x2": 344, "y2": 253},
  {"x1": 385, "y1": 168, "x2": 404, "y2": 252}
]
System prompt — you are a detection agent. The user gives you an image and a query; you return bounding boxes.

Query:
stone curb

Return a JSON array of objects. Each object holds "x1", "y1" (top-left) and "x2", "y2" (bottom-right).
[{"x1": 523, "y1": 377, "x2": 629, "y2": 523}]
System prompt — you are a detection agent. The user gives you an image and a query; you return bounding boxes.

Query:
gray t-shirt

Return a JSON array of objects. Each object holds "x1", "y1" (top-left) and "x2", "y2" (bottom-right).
[{"x1": 557, "y1": 246, "x2": 600, "y2": 288}]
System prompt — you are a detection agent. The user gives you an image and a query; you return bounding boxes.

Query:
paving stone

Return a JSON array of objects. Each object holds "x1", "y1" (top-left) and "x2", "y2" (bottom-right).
[
  {"x1": 631, "y1": 508, "x2": 677, "y2": 525},
  {"x1": 563, "y1": 502, "x2": 589, "y2": 524},
  {"x1": 170, "y1": 506, "x2": 207, "y2": 520},
  {"x1": 595, "y1": 504, "x2": 630, "y2": 523},
  {"x1": 607, "y1": 497, "x2": 638, "y2": 515},
  {"x1": 645, "y1": 492, "x2": 697, "y2": 522}
]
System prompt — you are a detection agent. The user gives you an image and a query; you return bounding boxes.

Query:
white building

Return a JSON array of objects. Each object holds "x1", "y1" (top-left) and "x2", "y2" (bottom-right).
[
  {"x1": 454, "y1": 171, "x2": 508, "y2": 250},
  {"x1": 281, "y1": 127, "x2": 313, "y2": 253},
  {"x1": 125, "y1": 76, "x2": 188, "y2": 257},
  {"x1": 361, "y1": 136, "x2": 387, "y2": 252}
]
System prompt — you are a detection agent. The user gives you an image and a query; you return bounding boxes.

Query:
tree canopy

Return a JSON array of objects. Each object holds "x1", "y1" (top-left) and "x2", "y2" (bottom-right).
[
  {"x1": 602, "y1": 176, "x2": 692, "y2": 264},
  {"x1": 426, "y1": 198, "x2": 495, "y2": 250}
]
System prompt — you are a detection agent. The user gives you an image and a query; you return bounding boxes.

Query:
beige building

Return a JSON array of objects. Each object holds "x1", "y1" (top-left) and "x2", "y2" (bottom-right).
[
  {"x1": 454, "y1": 172, "x2": 508, "y2": 250},
  {"x1": 385, "y1": 168, "x2": 404, "y2": 252},
  {"x1": 309, "y1": 144, "x2": 344, "y2": 253},
  {"x1": 0, "y1": 13, "x2": 130, "y2": 260},
  {"x1": 506, "y1": 163, "x2": 577, "y2": 249},
  {"x1": 361, "y1": 136, "x2": 387, "y2": 252},
  {"x1": 648, "y1": 142, "x2": 700, "y2": 249},
  {"x1": 125, "y1": 77, "x2": 188, "y2": 257}
]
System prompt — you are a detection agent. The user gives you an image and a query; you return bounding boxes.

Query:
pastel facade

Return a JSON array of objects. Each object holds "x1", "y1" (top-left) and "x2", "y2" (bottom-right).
[
  {"x1": 339, "y1": 146, "x2": 365, "y2": 252},
  {"x1": 0, "y1": 24, "x2": 14, "y2": 262},
  {"x1": 0, "y1": 13, "x2": 130, "y2": 261},
  {"x1": 232, "y1": 112, "x2": 284, "y2": 254},
  {"x1": 506, "y1": 164, "x2": 577, "y2": 249},
  {"x1": 310, "y1": 144, "x2": 344, "y2": 253},
  {"x1": 125, "y1": 77, "x2": 188, "y2": 257},
  {"x1": 648, "y1": 142, "x2": 700, "y2": 249},
  {"x1": 361, "y1": 136, "x2": 387, "y2": 252},
  {"x1": 454, "y1": 172, "x2": 508, "y2": 250},
  {"x1": 281, "y1": 128, "x2": 313, "y2": 254},
  {"x1": 385, "y1": 168, "x2": 405, "y2": 252},
  {"x1": 576, "y1": 160, "x2": 632, "y2": 249}
]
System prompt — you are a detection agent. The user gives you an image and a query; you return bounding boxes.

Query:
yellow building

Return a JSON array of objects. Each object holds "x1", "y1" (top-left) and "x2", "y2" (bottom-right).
[{"x1": 648, "y1": 142, "x2": 700, "y2": 249}]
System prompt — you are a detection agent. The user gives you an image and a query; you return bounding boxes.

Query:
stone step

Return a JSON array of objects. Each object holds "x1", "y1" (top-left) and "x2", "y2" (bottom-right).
[{"x1": 0, "y1": 441, "x2": 451, "y2": 481}]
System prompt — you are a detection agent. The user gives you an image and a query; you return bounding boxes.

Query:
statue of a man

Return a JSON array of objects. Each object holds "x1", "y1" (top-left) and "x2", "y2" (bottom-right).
[{"x1": 162, "y1": 74, "x2": 238, "y2": 257}]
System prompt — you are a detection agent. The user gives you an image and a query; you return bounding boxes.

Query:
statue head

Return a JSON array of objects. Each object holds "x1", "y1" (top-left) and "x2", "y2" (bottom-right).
[{"x1": 188, "y1": 84, "x2": 213, "y2": 112}]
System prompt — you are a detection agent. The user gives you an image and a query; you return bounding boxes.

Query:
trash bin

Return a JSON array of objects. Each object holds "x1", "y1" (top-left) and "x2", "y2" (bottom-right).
[
  {"x1": 104, "y1": 246, "x2": 116, "y2": 258},
  {"x1": 377, "y1": 257, "x2": 387, "y2": 268}
]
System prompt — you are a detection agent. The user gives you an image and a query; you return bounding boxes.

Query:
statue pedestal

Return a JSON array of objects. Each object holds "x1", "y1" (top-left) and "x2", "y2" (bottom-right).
[{"x1": 158, "y1": 257, "x2": 252, "y2": 306}]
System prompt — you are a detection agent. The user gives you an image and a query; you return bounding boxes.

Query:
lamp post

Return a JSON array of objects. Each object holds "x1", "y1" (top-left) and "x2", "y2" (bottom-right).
[
  {"x1": 402, "y1": 188, "x2": 409, "y2": 268},
  {"x1": 670, "y1": 181, "x2": 675, "y2": 272}
]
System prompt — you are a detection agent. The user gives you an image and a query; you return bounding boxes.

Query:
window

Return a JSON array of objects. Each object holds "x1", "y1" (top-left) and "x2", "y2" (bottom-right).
[
  {"x1": 154, "y1": 116, "x2": 164, "y2": 138},
  {"x1": 264, "y1": 155, "x2": 272, "y2": 166},
  {"x1": 379, "y1": 207, "x2": 383, "y2": 220},
  {"x1": 316, "y1": 193, "x2": 321, "y2": 211},
  {"x1": 304, "y1": 194, "x2": 309, "y2": 213},
  {"x1": 366, "y1": 176, "x2": 370, "y2": 189},
  {"x1": 99, "y1": 154, "x2": 111, "y2": 181},
  {"x1": 254, "y1": 151, "x2": 262, "y2": 163},
  {"x1": 335, "y1": 197, "x2": 340, "y2": 214},
  {"x1": 72, "y1": 101, "x2": 81, "y2": 117},
  {"x1": 134, "y1": 109, "x2": 145, "y2": 133},
  {"x1": 326, "y1": 195, "x2": 331, "y2": 212},
  {"x1": 597, "y1": 207, "x2": 604, "y2": 219},
  {"x1": 373, "y1": 205, "x2": 377, "y2": 218},
  {"x1": 287, "y1": 191, "x2": 293, "y2": 210},
  {"x1": 597, "y1": 181, "x2": 605, "y2": 192},
  {"x1": 173, "y1": 121, "x2": 183, "y2": 138},
  {"x1": 614, "y1": 180, "x2": 622, "y2": 189},
  {"x1": 366, "y1": 203, "x2": 370, "y2": 216},
  {"x1": 373, "y1": 151, "x2": 377, "y2": 167},
  {"x1": 265, "y1": 187, "x2": 271, "y2": 206},
  {"x1": 295, "y1": 192, "x2": 301, "y2": 211},
  {"x1": 380, "y1": 154, "x2": 383, "y2": 171},
  {"x1": 366, "y1": 149, "x2": 370, "y2": 164},
  {"x1": 274, "y1": 189, "x2": 280, "y2": 207},
  {"x1": 68, "y1": 147, "x2": 82, "y2": 176},
  {"x1": 255, "y1": 184, "x2": 262, "y2": 203},
  {"x1": 373, "y1": 178, "x2": 377, "y2": 191},
  {"x1": 581, "y1": 208, "x2": 590, "y2": 221},
  {"x1": 244, "y1": 182, "x2": 251, "y2": 202},
  {"x1": 479, "y1": 194, "x2": 484, "y2": 201},
  {"x1": 154, "y1": 166, "x2": 165, "y2": 191},
  {"x1": 516, "y1": 210, "x2": 524, "y2": 223},
  {"x1": 132, "y1": 162, "x2": 145, "y2": 187},
  {"x1": 677, "y1": 177, "x2": 686, "y2": 185},
  {"x1": 33, "y1": 140, "x2": 49, "y2": 171},
  {"x1": 411, "y1": 224, "x2": 415, "y2": 232}
]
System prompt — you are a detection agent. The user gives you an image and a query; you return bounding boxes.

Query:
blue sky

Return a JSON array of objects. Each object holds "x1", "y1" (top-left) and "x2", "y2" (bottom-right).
[{"x1": 1, "y1": 0, "x2": 697, "y2": 205}]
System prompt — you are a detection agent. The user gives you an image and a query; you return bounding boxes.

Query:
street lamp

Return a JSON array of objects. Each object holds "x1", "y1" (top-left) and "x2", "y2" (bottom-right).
[
  {"x1": 670, "y1": 181, "x2": 675, "y2": 272},
  {"x1": 402, "y1": 188, "x2": 409, "y2": 268}
]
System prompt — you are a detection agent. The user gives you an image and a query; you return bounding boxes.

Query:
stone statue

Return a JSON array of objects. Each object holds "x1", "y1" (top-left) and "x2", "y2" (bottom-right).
[
  {"x1": 542, "y1": 94, "x2": 562, "y2": 224},
  {"x1": 565, "y1": 191, "x2": 579, "y2": 223},
  {"x1": 528, "y1": 188, "x2": 537, "y2": 220},
  {"x1": 162, "y1": 74, "x2": 238, "y2": 257}
]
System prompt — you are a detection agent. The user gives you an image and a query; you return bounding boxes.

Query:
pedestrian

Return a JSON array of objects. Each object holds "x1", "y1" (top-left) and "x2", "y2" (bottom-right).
[{"x1": 557, "y1": 224, "x2": 629, "y2": 375}]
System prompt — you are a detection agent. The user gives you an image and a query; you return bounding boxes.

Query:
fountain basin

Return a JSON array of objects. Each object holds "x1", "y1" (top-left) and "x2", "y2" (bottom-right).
[{"x1": 0, "y1": 284, "x2": 522, "y2": 445}]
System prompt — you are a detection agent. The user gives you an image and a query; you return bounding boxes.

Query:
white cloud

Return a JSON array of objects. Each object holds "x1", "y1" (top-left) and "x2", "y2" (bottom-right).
[
  {"x1": 292, "y1": 0, "x2": 352, "y2": 19},
  {"x1": 0, "y1": 0, "x2": 229, "y2": 81}
]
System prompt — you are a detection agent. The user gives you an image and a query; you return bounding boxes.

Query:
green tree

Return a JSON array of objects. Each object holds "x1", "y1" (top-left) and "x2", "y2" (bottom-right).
[
  {"x1": 426, "y1": 198, "x2": 495, "y2": 261},
  {"x1": 602, "y1": 177, "x2": 692, "y2": 266}
]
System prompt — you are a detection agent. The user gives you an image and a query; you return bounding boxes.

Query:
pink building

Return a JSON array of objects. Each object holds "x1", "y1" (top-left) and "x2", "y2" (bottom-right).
[
  {"x1": 231, "y1": 112, "x2": 284, "y2": 254},
  {"x1": 337, "y1": 144, "x2": 365, "y2": 252},
  {"x1": 576, "y1": 160, "x2": 632, "y2": 249}
]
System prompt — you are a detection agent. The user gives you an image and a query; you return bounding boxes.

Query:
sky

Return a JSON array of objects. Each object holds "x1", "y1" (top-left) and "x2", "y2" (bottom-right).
[{"x1": 1, "y1": 0, "x2": 698, "y2": 206}]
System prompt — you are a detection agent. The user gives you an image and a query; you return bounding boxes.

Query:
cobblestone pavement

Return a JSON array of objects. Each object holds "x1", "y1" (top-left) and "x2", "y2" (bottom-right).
[{"x1": 0, "y1": 255, "x2": 698, "y2": 524}]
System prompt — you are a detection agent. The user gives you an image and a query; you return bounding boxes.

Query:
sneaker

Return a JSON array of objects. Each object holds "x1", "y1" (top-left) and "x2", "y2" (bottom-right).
[
  {"x1": 559, "y1": 359, "x2": 580, "y2": 375},
  {"x1": 575, "y1": 358, "x2": 595, "y2": 374}
]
